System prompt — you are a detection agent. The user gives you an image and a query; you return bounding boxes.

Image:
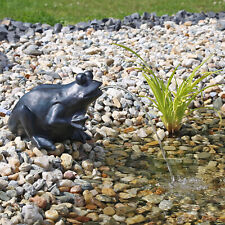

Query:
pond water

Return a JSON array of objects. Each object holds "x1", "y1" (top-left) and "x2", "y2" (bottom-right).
[{"x1": 100, "y1": 116, "x2": 225, "y2": 224}]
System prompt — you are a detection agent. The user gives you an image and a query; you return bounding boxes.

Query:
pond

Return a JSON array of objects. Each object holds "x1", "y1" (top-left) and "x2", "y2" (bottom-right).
[{"x1": 95, "y1": 111, "x2": 225, "y2": 224}]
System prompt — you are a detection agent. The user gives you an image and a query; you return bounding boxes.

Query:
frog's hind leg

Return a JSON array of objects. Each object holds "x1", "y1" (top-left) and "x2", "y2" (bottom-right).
[
  {"x1": 8, "y1": 106, "x2": 26, "y2": 136},
  {"x1": 13, "y1": 105, "x2": 56, "y2": 151},
  {"x1": 8, "y1": 109, "x2": 20, "y2": 134},
  {"x1": 32, "y1": 136, "x2": 56, "y2": 151}
]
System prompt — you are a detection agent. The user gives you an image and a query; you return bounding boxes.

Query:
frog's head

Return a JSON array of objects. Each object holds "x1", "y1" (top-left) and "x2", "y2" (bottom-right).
[{"x1": 73, "y1": 71, "x2": 102, "y2": 106}]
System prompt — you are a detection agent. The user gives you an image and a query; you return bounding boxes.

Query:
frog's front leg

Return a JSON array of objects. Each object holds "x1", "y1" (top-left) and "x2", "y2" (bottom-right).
[
  {"x1": 71, "y1": 114, "x2": 91, "y2": 143},
  {"x1": 71, "y1": 114, "x2": 88, "y2": 130},
  {"x1": 46, "y1": 103, "x2": 69, "y2": 127}
]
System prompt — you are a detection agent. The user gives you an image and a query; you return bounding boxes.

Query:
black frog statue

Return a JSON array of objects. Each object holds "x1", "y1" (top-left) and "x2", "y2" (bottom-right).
[{"x1": 8, "y1": 71, "x2": 102, "y2": 151}]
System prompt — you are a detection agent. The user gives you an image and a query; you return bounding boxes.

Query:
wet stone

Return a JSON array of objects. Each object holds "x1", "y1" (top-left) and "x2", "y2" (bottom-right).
[
  {"x1": 102, "y1": 187, "x2": 116, "y2": 197},
  {"x1": 195, "y1": 152, "x2": 211, "y2": 159},
  {"x1": 118, "y1": 192, "x2": 136, "y2": 199},
  {"x1": 126, "y1": 215, "x2": 146, "y2": 225},
  {"x1": 164, "y1": 145, "x2": 176, "y2": 151},
  {"x1": 142, "y1": 194, "x2": 164, "y2": 204},
  {"x1": 159, "y1": 200, "x2": 173, "y2": 210},
  {"x1": 96, "y1": 194, "x2": 115, "y2": 203},
  {"x1": 114, "y1": 183, "x2": 130, "y2": 192},
  {"x1": 103, "y1": 206, "x2": 116, "y2": 216},
  {"x1": 82, "y1": 159, "x2": 94, "y2": 171}
]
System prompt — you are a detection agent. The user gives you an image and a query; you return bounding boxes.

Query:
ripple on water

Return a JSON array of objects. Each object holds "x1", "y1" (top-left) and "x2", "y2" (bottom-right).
[{"x1": 169, "y1": 176, "x2": 208, "y2": 193}]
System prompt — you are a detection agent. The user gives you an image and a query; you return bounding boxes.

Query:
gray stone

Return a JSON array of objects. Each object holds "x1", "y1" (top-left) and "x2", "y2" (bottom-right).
[
  {"x1": 22, "y1": 204, "x2": 43, "y2": 225},
  {"x1": 56, "y1": 192, "x2": 75, "y2": 203},
  {"x1": 0, "y1": 26, "x2": 8, "y2": 41},
  {"x1": 6, "y1": 189, "x2": 17, "y2": 198},
  {"x1": 73, "y1": 179, "x2": 93, "y2": 190},
  {"x1": 15, "y1": 186, "x2": 24, "y2": 196},
  {"x1": 217, "y1": 19, "x2": 225, "y2": 31},
  {"x1": 54, "y1": 23, "x2": 63, "y2": 33},
  {"x1": 213, "y1": 97, "x2": 223, "y2": 110},
  {"x1": 0, "y1": 52, "x2": 9, "y2": 73},
  {"x1": 0, "y1": 179, "x2": 8, "y2": 190},
  {"x1": 0, "y1": 191, "x2": 10, "y2": 201},
  {"x1": 24, "y1": 45, "x2": 42, "y2": 56},
  {"x1": 42, "y1": 169, "x2": 63, "y2": 184},
  {"x1": 33, "y1": 179, "x2": 45, "y2": 191}
]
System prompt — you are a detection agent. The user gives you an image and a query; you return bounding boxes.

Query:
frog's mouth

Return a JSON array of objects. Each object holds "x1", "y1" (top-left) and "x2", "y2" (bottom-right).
[
  {"x1": 84, "y1": 81, "x2": 103, "y2": 99},
  {"x1": 84, "y1": 88, "x2": 102, "y2": 99}
]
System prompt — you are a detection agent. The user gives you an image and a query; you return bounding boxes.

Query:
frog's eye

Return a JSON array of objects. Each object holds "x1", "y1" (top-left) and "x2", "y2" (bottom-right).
[
  {"x1": 84, "y1": 71, "x2": 93, "y2": 80},
  {"x1": 76, "y1": 73, "x2": 87, "y2": 85}
]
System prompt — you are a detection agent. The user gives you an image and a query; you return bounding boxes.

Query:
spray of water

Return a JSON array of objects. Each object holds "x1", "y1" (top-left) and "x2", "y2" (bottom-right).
[{"x1": 100, "y1": 85, "x2": 175, "y2": 183}]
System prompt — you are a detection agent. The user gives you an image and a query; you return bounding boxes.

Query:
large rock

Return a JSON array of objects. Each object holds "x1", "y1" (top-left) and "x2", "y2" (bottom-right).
[
  {"x1": 0, "y1": 25, "x2": 8, "y2": 41},
  {"x1": 217, "y1": 19, "x2": 225, "y2": 31},
  {"x1": 0, "y1": 52, "x2": 9, "y2": 73}
]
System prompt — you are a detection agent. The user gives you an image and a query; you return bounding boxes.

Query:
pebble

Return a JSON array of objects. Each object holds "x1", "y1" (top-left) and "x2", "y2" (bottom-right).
[
  {"x1": 60, "y1": 153, "x2": 73, "y2": 170},
  {"x1": 63, "y1": 170, "x2": 77, "y2": 179},
  {"x1": 142, "y1": 194, "x2": 164, "y2": 204},
  {"x1": 126, "y1": 215, "x2": 146, "y2": 224},
  {"x1": 153, "y1": 129, "x2": 166, "y2": 141},
  {"x1": 0, "y1": 162, "x2": 12, "y2": 176},
  {"x1": 0, "y1": 191, "x2": 10, "y2": 201},
  {"x1": 102, "y1": 187, "x2": 116, "y2": 197},
  {"x1": 103, "y1": 206, "x2": 116, "y2": 215},
  {"x1": 195, "y1": 152, "x2": 211, "y2": 159},
  {"x1": 24, "y1": 45, "x2": 43, "y2": 56},
  {"x1": 33, "y1": 156, "x2": 50, "y2": 169},
  {"x1": 30, "y1": 195, "x2": 47, "y2": 209},
  {"x1": 159, "y1": 200, "x2": 173, "y2": 210},
  {"x1": 82, "y1": 159, "x2": 94, "y2": 171},
  {"x1": 0, "y1": 179, "x2": 8, "y2": 190},
  {"x1": 45, "y1": 209, "x2": 59, "y2": 221},
  {"x1": 22, "y1": 204, "x2": 43, "y2": 225}
]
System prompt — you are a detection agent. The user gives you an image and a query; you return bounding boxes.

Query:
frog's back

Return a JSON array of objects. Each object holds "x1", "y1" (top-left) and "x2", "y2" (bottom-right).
[
  {"x1": 11, "y1": 85, "x2": 63, "y2": 120},
  {"x1": 32, "y1": 83, "x2": 63, "y2": 90}
]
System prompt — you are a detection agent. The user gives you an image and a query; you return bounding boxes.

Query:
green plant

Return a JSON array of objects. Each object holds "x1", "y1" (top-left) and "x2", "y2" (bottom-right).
[{"x1": 115, "y1": 44, "x2": 220, "y2": 135}]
